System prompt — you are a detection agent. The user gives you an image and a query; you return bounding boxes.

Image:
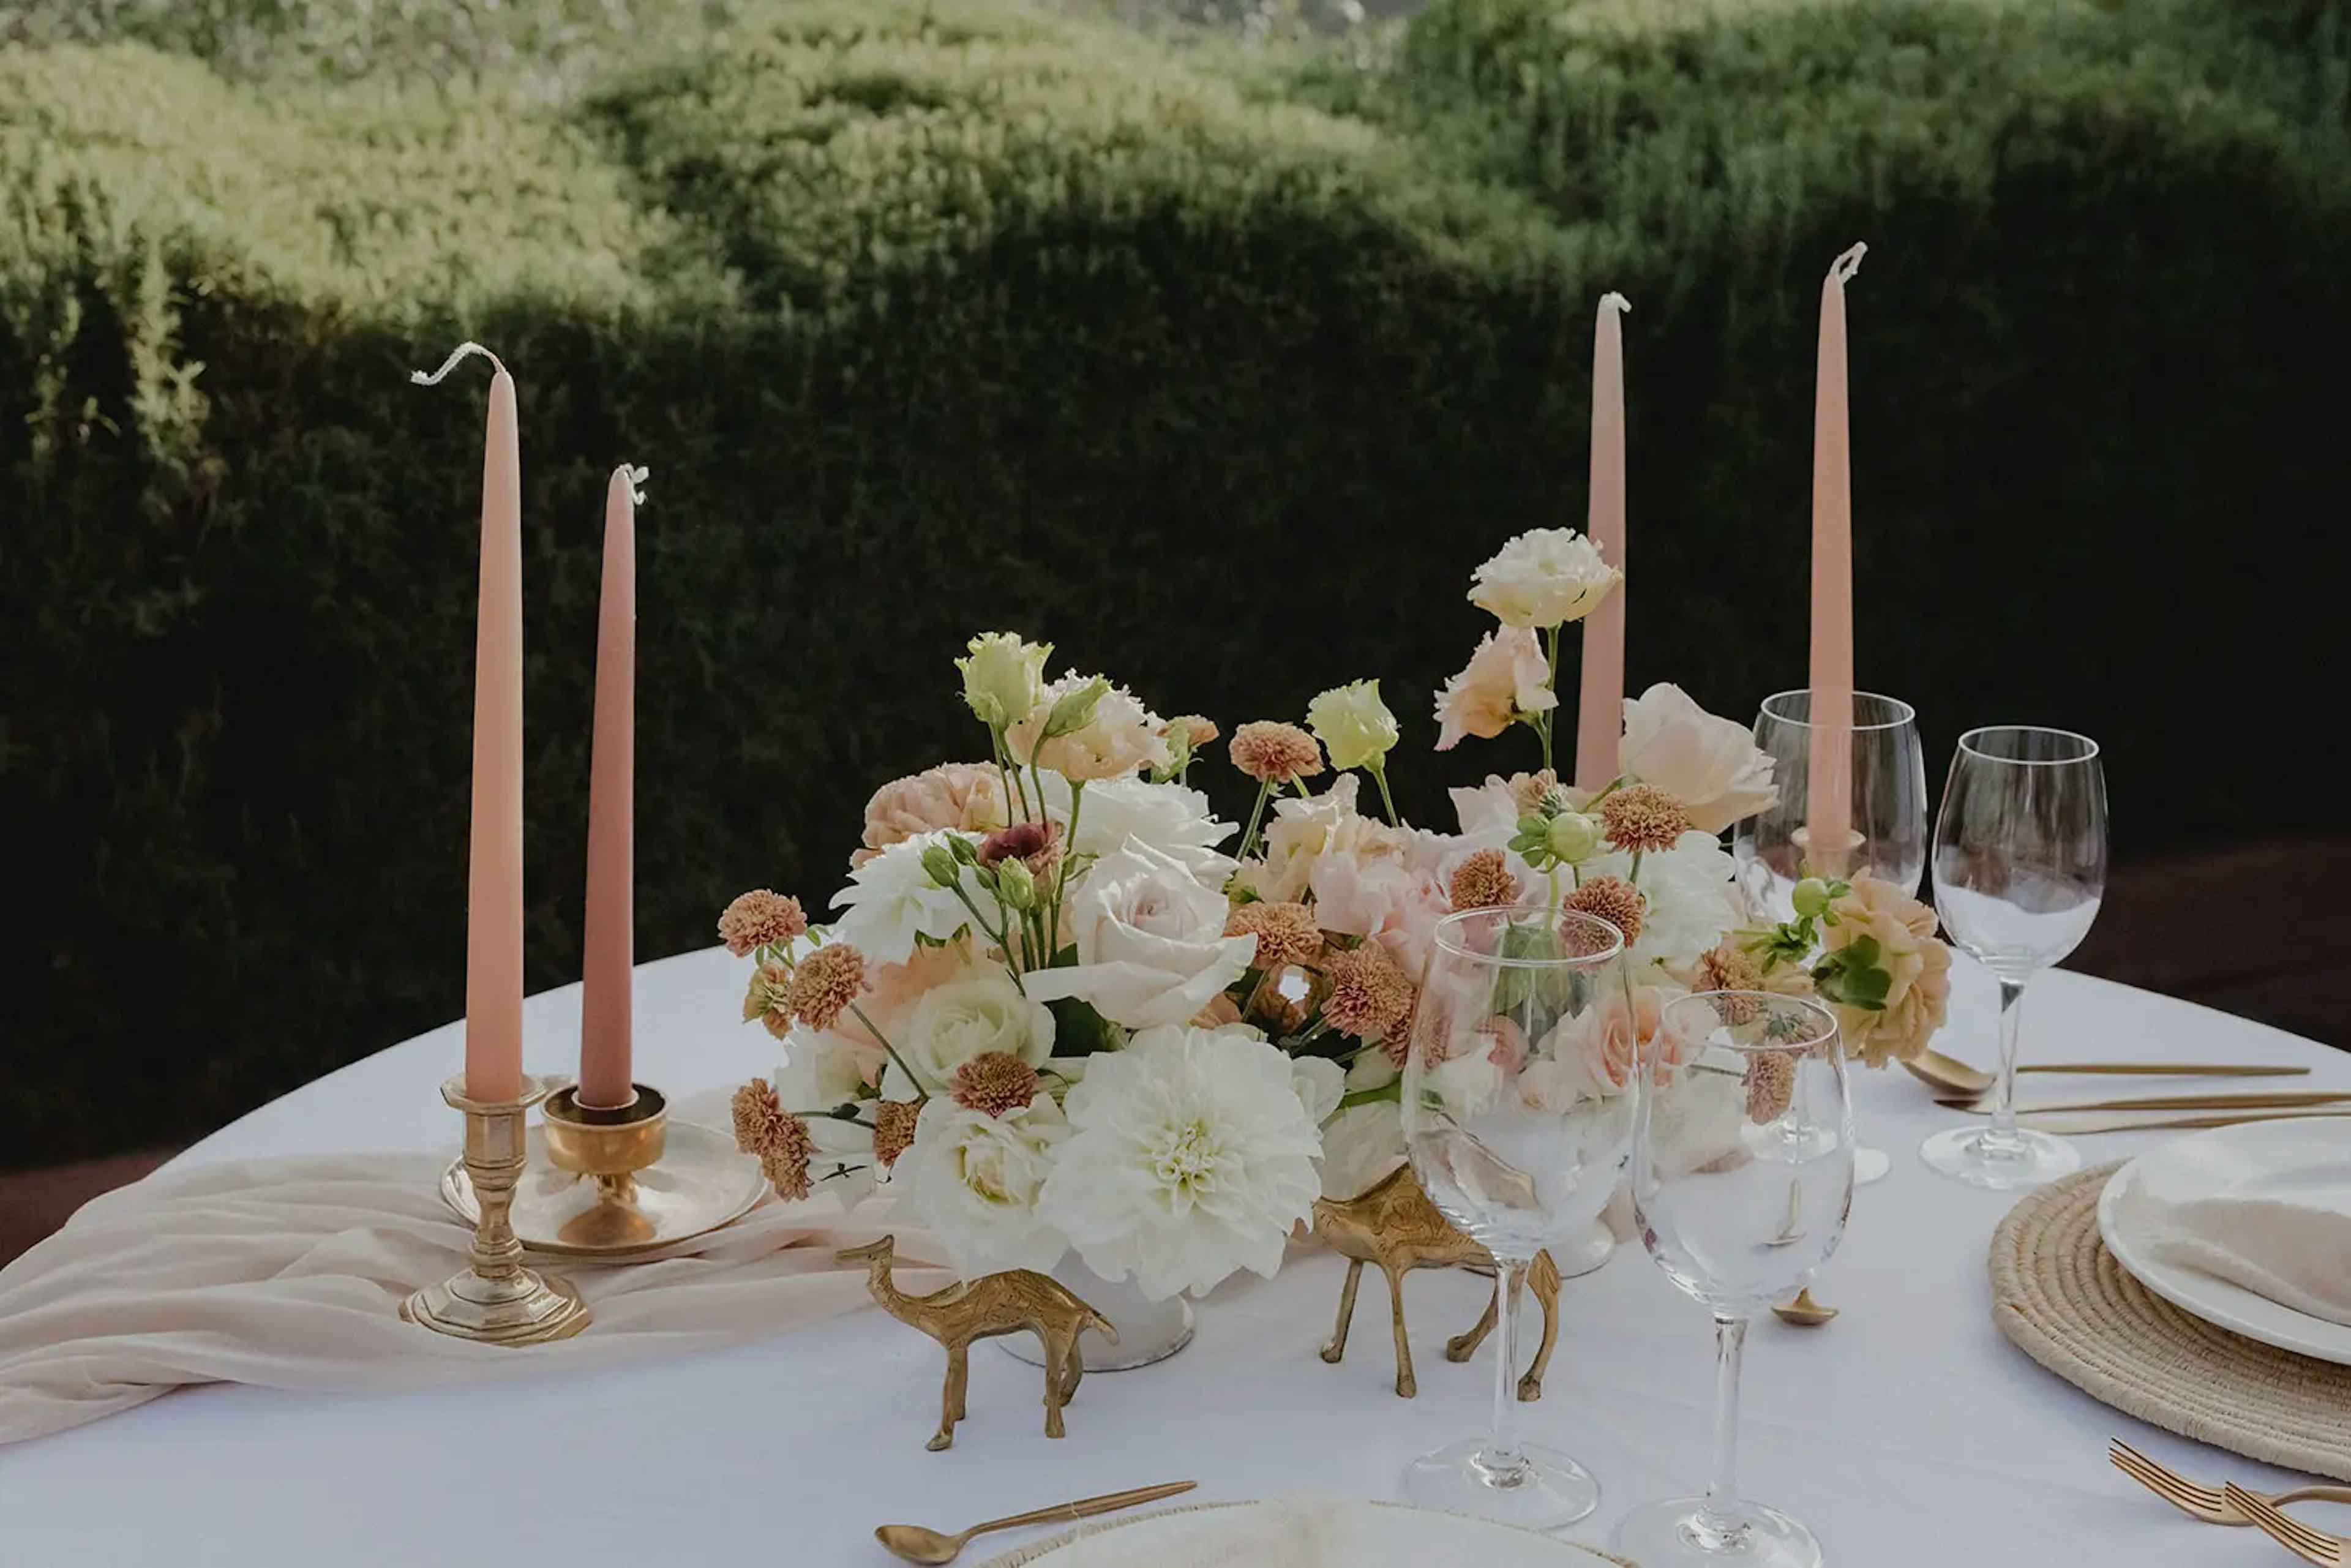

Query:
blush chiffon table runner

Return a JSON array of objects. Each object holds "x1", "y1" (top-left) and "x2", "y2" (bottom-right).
[{"x1": 3, "y1": 947, "x2": 2348, "y2": 1568}]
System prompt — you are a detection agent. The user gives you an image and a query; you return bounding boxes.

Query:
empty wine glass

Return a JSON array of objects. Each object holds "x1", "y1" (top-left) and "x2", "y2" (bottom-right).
[
  {"x1": 1734, "y1": 689, "x2": 1927, "y2": 917},
  {"x1": 1733, "y1": 689, "x2": 1924, "y2": 1186},
  {"x1": 1399, "y1": 905, "x2": 1637, "y2": 1529},
  {"x1": 1613, "y1": 992, "x2": 1853, "y2": 1568},
  {"x1": 1920, "y1": 726, "x2": 2108, "y2": 1188}
]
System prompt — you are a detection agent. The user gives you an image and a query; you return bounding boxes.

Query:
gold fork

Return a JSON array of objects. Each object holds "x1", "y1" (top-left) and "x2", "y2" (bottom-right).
[
  {"x1": 2108, "y1": 1440, "x2": 2351, "y2": 1526},
  {"x1": 2229, "y1": 1481, "x2": 2350, "y2": 1564}
]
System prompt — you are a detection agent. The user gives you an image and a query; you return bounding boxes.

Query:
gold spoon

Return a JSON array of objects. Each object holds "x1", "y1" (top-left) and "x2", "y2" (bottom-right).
[
  {"x1": 1902, "y1": 1049, "x2": 2309, "y2": 1097},
  {"x1": 1773, "y1": 1288, "x2": 1838, "y2": 1327},
  {"x1": 876, "y1": 1480, "x2": 1198, "y2": 1564}
]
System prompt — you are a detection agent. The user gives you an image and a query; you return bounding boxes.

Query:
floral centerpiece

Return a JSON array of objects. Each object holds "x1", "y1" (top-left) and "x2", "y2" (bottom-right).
[{"x1": 719, "y1": 527, "x2": 1953, "y2": 1302}]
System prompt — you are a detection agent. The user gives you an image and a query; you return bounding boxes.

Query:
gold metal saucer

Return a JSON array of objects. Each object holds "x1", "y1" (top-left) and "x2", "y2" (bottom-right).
[{"x1": 442, "y1": 1115, "x2": 766, "y2": 1258}]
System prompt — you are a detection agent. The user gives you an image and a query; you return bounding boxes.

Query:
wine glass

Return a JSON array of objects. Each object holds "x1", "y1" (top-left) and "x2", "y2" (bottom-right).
[
  {"x1": 1733, "y1": 689, "x2": 1924, "y2": 1185},
  {"x1": 1399, "y1": 904, "x2": 1637, "y2": 1529},
  {"x1": 1734, "y1": 689, "x2": 1927, "y2": 917},
  {"x1": 1612, "y1": 992, "x2": 1853, "y2": 1568},
  {"x1": 1919, "y1": 726, "x2": 2108, "y2": 1189}
]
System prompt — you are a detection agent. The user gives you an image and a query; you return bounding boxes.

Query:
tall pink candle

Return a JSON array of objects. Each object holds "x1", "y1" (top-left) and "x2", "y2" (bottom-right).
[
  {"x1": 1805, "y1": 245, "x2": 1866, "y2": 877},
  {"x1": 578, "y1": 465, "x2": 642, "y2": 1109},
  {"x1": 1573, "y1": 291, "x2": 1631, "y2": 792},
  {"x1": 413, "y1": 344, "x2": 527, "y2": 1105}
]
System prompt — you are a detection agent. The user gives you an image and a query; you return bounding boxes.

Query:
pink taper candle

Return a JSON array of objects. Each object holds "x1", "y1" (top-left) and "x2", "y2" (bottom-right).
[
  {"x1": 578, "y1": 465, "x2": 645, "y2": 1109},
  {"x1": 1805, "y1": 244, "x2": 1867, "y2": 876},
  {"x1": 413, "y1": 343, "x2": 526, "y2": 1104},
  {"x1": 1573, "y1": 291, "x2": 1632, "y2": 792}
]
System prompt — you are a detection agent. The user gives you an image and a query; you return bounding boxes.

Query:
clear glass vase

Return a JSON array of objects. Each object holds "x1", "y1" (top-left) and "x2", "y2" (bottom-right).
[{"x1": 996, "y1": 1253, "x2": 1195, "y2": 1371}]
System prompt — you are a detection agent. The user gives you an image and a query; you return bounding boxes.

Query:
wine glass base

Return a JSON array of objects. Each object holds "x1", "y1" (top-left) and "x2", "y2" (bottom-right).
[
  {"x1": 1853, "y1": 1146, "x2": 1891, "y2": 1186},
  {"x1": 1610, "y1": 1496, "x2": 1823, "y2": 1567},
  {"x1": 1400, "y1": 1436, "x2": 1599, "y2": 1529},
  {"x1": 1919, "y1": 1125, "x2": 2081, "y2": 1190}
]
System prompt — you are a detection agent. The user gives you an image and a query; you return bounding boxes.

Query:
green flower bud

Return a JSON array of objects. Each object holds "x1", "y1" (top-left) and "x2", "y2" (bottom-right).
[
  {"x1": 995, "y1": 857, "x2": 1037, "y2": 911},
  {"x1": 920, "y1": 844, "x2": 962, "y2": 889},
  {"x1": 947, "y1": 833, "x2": 981, "y2": 863},
  {"x1": 1040, "y1": 675, "x2": 1109, "y2": 740},
  {"x1": 1545, "y1": 812, "x2": 1602, "y2": 863},
  {"x1": 1791, "y1": 876, "x2": 1833, "y2": 918}
]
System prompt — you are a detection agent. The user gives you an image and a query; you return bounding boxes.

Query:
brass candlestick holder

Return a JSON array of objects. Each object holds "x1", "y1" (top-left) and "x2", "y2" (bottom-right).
[
  {"x1": 403, "y1": 1075, "x2": 592, "y2": 1345},
  {"x1": 540, "y1": 1084, "x2": 669, "y2": 1250}
]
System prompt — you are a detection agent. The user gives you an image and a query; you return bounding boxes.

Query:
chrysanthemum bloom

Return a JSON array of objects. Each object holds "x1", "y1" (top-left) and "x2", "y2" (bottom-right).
[
  {"x1": 760, "y1": 1117, "x2": 814, "y2": 1202},
  {"x1": 1225, "y1": 901, "x2": 1323, "y2": 969},
  {"x1": 718, "y1": 889, "x2": 808, "y2": 957},
  {"x1": 1695, "y1": 941, "x2": 1762, "y2": 996},
  {"x1": 978, "y1": 819, "x2": 1062, "y2": 884},
  {"x1": 951, "y1": 1051, "x2": 1041, "y2": 1119},
  {"x1": 787, "y1": 943, "x2": 868, "y2": 1031},
  {"x1": 732, "y1": 1078, "x2": 786, "y2": 1154},
  {"x1": 741, "y1": 960, "x2": 794, "y2": 1040},
  {"x1": 1230, "y1": 721, "x2": 1324, "y2": 786},
  {"x1": 1599, "y1": 783, "x2": 1692, "y2": 854},
  {"x1": 1565, "y1": 876, "x2": 1645, "y2": 947},
  {"x1": 1322, "y1": 942, "x2": 1415, "y2": 1043},
  {"x1": 1744, "y1": 1050, "x2": 1796, "y2": 1125},
  {"x1": 1447, "y1": 849, "x2": 1522, "y2": 912},
  {"x1": 871, "y1": 1098, "x2": 921, "y2": 1170}
]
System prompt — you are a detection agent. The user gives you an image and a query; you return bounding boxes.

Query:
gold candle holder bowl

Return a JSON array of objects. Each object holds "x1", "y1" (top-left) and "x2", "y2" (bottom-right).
[
  {"x1": 441, "y1": 1081, "x2": 767, "y2": 1257},
  {"x1": 404, "y1": 1074, "x2": 593, "y2": 1345}
]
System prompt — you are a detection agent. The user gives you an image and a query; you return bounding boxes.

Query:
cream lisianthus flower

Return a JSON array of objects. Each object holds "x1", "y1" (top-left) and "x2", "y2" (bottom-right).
[
  {"x1": 895, "y1": 968, "x2": 1057, "y2": 1096},
  {"x1": 1469, "y1": 527, "x2": 1619, "y2": 629},
  {"x1": 956, "y1": 632, "x2": 1052, "y2": 730},
  {"x1": 1010, "y1": 672, "x2": 1170, "y2": 782},
  {"x1": 1617, "y1": 683, "x2": 1778, "y2": 835},
  {"x1": 1307, "y1": 680, "x2": 1401, "y2": 773},
  {"x1": 1434, "y1": 627, "x2": 1557, "y2": 751},
  {"x1": 900, "y1": 1095, "x2": 1071, "y2": 1278},
  {"x1": 1026, "y1": 837, "x2": 1256, "y2": 1028},
  {"x1": 829, "y1": 831, "x2": 979, "y2": 965},
  {"x1": 1039, "y1": 1024, "x2": 1322, "y2": 1299},
  {"x1": 1240, "y1": 775, "x2": 1366, "y2": 902}
]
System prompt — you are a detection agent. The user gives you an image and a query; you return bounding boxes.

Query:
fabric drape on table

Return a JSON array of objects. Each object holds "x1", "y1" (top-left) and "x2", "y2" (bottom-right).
[{"x1": 0, "y1": 1148, "x2": 945, "y2": 1447}]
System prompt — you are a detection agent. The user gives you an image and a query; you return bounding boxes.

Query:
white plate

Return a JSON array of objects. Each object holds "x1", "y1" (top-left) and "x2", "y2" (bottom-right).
[
  {"x1": 1020, "y1": 1499, "x2": 1613, "y2": 1566},
  {"x1": 2099, "y1": 1119, "x2": 2351, "y2": 1366}
]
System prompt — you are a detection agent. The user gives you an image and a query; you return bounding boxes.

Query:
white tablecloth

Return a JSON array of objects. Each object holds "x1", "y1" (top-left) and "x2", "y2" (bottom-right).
[{"x1": 2, "y1": 948, "x2": 2345, "y2": 1567}]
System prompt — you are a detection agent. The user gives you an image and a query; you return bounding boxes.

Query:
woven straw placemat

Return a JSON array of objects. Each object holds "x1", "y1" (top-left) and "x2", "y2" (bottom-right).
[
  {"x1": 1990, "y1": 1161, "x2": 2351, "y2": 1479},
  {"x1": 977, "y1": 1502, "x2": 1633, "y2": 1566}
]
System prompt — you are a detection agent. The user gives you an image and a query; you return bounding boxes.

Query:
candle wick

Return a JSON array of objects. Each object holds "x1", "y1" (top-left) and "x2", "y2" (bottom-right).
[
  {"x1": 1829, "y1": 242, "x2": 1867, "y2": 285},
  {"x1": 1599, "y1": 291, "x2": 1631, "y2": 317},
  {"x1": 409, "y1": 341, "x2": 508, "y2": 386},
  {"x1": 623, "y1": 463, "x2": 649, "y2": 505}
]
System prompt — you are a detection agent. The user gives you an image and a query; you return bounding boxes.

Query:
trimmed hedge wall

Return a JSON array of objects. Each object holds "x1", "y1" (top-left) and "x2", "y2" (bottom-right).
[{"x1": 4, "y1": 0, "x2": 2347, "y2": 1165}]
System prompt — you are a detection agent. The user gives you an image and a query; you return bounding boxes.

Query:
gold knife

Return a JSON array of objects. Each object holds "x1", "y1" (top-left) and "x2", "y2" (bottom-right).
[
  {"x1": 1946, "y1": 1089, "x2": 2351, "y2": 1116},
  {"x1": 2023, "y1": 1109, "x2": 2351, "y2": 1136}
]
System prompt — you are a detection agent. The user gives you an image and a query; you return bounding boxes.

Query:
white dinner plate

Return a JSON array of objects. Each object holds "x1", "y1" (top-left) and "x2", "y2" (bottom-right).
[
  {"x1": 1014, "y1": 1499, "x2": 1616, "y2": 1566},
  {"x1": 2099, "y1": 1119, "x2": 2351, "y2": 1366}
]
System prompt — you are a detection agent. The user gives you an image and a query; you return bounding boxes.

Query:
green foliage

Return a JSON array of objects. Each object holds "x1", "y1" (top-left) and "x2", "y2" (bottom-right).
[{"x1": 3, "y1": 0, "x2": 2347, "y2": 1163}]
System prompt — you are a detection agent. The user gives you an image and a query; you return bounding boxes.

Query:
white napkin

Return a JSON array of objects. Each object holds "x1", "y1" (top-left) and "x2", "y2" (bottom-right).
[
  {"x1": 2131, "y1": 1177, "x2": 2351, "y2": 1327},
  {"x1": 0, "y1": 1144, "x2": 947, "y2": 1447}
]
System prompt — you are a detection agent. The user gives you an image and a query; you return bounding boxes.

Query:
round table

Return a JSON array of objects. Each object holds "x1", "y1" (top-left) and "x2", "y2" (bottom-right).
[{"x1": 3, "y1": 949, "x2": 2344, "y2": 1567}]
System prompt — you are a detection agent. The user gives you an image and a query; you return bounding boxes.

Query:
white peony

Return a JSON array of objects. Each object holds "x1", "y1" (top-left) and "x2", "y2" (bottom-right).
[
  {"x1": 1026, "y1": 838, "x2": 1256, "y2": 1029},
  {"x1": 1039, "y1": 1024, "x2": 1322, "y2": 1299},
  {"x1": 1618, "y1": 683, "x2": 1778, "y2": 835},
  {"x1": 896, "y1": 968, "x2": 1057, "y2": 1095},
  {"x1": 1586, "y1": 831, "x2": 1741, "y2": 964},
  {"x1": 1468, "y1": 528, "x2": 1620, "y2": 629},
  {"x1": 899, "y1": 1095, "x2": 1070, "y2": 1278},
  {"x1": 1033, "y1": 772, "x2": 1235, "y2": 888},
  {"x1": 830, "y1": 831, "x2": 978, "y2": 965}
]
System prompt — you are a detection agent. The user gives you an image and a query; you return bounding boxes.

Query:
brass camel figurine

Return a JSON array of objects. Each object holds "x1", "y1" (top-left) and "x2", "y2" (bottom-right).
[
  {"x1": 838, "y1": 1235, "x2": 1117, "y2": 1451},
  {"x1": 1310, "y1": 1165, "x2": 1562, "y2": 1401}
]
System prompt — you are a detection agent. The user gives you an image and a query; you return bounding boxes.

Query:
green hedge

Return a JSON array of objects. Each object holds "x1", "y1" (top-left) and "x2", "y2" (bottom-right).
[{"x1": 4, "y1": 0, "x2": 2346, "y2": 1165}]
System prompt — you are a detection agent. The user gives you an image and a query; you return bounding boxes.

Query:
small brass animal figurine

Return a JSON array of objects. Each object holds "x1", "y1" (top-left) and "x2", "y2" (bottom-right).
[
  {"x1": 838, "y1": 1235, "x2": 1117, "y2": 1451},
  {"x1": 1311, "y1": 1165, "x2": 1562, "y2": 1400}
]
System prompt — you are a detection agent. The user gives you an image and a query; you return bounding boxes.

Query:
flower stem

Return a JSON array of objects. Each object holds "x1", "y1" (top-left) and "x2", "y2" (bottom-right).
[
  {"x1": 1237, "y1": 779, "x2": 1273, "y2": 864},
  {"x1": 1369, "y1": 763, "x2": 1401, "y2": 828},
  {"x1": 848, "y1": 1003, "x2": 928, "y2": 1103},
  {"x1": 1050, "y1": 780, "x2": 1084, "y2": 961}
]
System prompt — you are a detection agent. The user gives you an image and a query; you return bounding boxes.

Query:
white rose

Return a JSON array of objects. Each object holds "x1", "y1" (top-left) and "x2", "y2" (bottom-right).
[
  {"x1": 829, "y1": 831, "x2": 978, "y2": 965},
  {"x1": 1026, "y1": 838, "x2": 1256, "y2": 1029},
  {"x1": 1425, "y1": 1043, "x2": 1505, "y2": 1119},
  {"x1": 900, "y1": 1096, "x2": 1070, "y2": 1278},
  {"x1": 1033, "y1": 772, "x2": 1235, "y2": 887},
  {"x1": 1618, "y1": 683, "x2": 1779, "y2": 834},
  {"x1": 1468, "y1": 527, "x2": 1620, "y2": 629},
  {"x1": 896, "y1": 968, "x2": 1057, "y2": 1095}
]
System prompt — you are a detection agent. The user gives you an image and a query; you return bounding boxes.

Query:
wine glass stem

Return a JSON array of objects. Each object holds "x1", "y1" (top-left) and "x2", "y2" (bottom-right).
[
  {"x1": 1985, "y1": 976, "x2": 2030, "y2": 1154},
  {"x1": 1482, "y1": 1259, "x2": 1530, "y2": 1482},
  {"x1": 1695, "y1": 1313, "x2": 1749, "y2": 1544}
]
